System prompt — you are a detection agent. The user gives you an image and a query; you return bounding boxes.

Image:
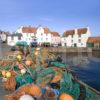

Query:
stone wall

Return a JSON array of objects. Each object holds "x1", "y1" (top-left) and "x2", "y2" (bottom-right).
[{"x1": 45, "y1": 47, "x2": 92, "y2": 53}]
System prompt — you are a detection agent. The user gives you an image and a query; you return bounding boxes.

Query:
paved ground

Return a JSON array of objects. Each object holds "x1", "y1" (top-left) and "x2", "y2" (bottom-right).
[
  {"x1": 0, "y1": 43, "x2": 11, "y2": 57},
  {"x1": 0, "y1": 78, "x2": 13, "y2": 100},
  {"x1": 0, "y1": 43, "x2": 12, "y2": 100}
]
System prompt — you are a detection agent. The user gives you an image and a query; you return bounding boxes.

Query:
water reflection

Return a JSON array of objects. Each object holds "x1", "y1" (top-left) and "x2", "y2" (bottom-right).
[
  {"x1": 61, "y1": 53, "x2": 91, "y2": 68},
  {"x1": 60, "y1": 52, "x2": 100, "y2": 91}
]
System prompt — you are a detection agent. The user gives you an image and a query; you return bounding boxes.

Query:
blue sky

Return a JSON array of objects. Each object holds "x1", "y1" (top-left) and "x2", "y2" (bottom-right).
[{"x1": 0, "y1": 0, "x2": 100, "y2": 36}]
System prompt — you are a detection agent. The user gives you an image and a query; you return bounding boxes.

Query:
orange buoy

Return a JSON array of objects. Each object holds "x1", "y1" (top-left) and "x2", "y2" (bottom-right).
[
  {"x1": 25, "y1": 60, "x2": 32, "y2": 66},
  {"x1": 29, "y1": 84, "x2": 41, "y2": 97},
  {"x1": 59, "y1": 93, "x2": 74, "y2": 100}
]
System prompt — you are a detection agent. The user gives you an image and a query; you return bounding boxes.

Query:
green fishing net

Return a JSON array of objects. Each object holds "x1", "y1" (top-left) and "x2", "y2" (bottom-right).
[
  {"x1": 86, "y1": 87, "x2": 100, "y2": 100},
  {"x1": 60, "y1": 72, "x2": 80, "y2": 100},
  {"x1": 50, "y1": 61, "x2": 68, "y2": 68},
  {"x1": 37, "y1": 68, "x2": 55, "y2": 78},
  {"x1": 15, "y1": 72, "x2": 34, "y2": 89}
]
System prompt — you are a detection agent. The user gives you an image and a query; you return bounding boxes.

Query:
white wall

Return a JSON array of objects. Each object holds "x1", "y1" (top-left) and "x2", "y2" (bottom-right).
[
  {"x1": 61, "y1": 27, "x2": 91, "y2": 47},
  {"x1": 36, "y1": 27, "x2": 52, "y2": 44},
  {"x1": 52, "y1": 36, "x2": 61, "y2": 44},
  {"x1": 7, "y1": 36, "x2": 22, "y2": 46},
  {"x1": 1, "y1": 33, "x2": 6, "y2": 42}
]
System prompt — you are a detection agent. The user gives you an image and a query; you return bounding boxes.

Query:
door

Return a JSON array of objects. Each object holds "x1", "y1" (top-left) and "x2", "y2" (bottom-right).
[{"x1": 74, "y1": 43, "x2": 77, "y2": 47}]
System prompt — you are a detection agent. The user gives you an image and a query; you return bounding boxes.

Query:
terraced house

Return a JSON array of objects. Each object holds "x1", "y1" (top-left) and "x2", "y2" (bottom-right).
[
  {"x1": 15, "y1": 26, "x2": 61, "y2": 46},
  {"x1": 61, "y1": 27, "x2": 91, "y2": 47}
]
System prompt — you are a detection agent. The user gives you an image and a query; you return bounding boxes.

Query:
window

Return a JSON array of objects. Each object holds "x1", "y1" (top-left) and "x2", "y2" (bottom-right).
[
  {"x1": 78, "y1": 39, "x2": 81, "y2": 43},
  {"x1": 18, "y1": 36, "x2": 21, "y2": 40},
  {"x1": 12, "y1": 36, "x2": 14, "y2": 40},
  {"x1": 41, "y1": 33, "x2": 43, "y2": 36},
  {"x1": 72, "y1": 35, "x2": 73, "y2": 38},
  {"x1": 27, "y1": 33, "x2": 28, "y2": 37},
  {"x1": 46, "y1": 38, "x2": 48, "y2": 40},
  {"x1": 71, "y1": 40, "x2": 73, "y2": 43},
  {"x1": 79, "y1": 34, "x2": 81, "y2": 37}
]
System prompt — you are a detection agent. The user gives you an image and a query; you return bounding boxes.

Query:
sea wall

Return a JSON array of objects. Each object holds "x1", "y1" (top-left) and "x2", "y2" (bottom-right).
[{"x1": 45, "y1": 47, "x2": 92, "y2": 53}]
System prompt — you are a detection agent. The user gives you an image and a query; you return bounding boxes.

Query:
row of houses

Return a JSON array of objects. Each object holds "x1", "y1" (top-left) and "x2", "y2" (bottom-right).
[
  {"x1": 1, "y1": 26, "x2": 100, "y2": 48},
  {"x1": 7, "y1": 26, "x2": 61, "y2": 46}
]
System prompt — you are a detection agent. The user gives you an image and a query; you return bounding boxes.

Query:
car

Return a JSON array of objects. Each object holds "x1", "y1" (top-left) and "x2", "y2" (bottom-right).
[{"x1": 52, "y1": 44, "x2": 58, "y2": 47}]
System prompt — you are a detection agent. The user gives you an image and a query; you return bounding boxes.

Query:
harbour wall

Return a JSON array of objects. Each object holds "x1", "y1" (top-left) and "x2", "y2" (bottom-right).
[{"x1": 45, "y1": 47, "x2": 92, "y2": 53}]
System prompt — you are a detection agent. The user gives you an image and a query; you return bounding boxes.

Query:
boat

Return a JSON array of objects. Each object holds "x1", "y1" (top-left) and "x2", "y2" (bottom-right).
[{"x1": 0, "y1": 46, "x2": 100, "y2": 100}]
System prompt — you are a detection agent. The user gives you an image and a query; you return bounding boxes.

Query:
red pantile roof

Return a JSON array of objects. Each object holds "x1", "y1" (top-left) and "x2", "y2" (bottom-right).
[
  {"x1": 87, "y1": 37, "x2": 100, "y2": 43},
  {"x1": 63, "y1": 30, "x2": 75, "y2": 37},
  {"x1": 51, "y1": 32, "x2": 60, "y2": 36},
  {"x1": 63, "y1": 28, "x2": 88, "y2": 37},
  {"x1": 22, "y1": 27, "x2": 37, "y2": 33},
  {"x1": 77, "y1": 28, "x2": 87, "y2": 34},
  {"x1": 43, "y1": 28, "x2": 50, "y2": 33}
]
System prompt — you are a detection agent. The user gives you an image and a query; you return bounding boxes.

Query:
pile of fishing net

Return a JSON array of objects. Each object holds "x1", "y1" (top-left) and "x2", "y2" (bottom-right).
[{"x1": 0, "y1": 47, "x2": 100, "y2": 100}]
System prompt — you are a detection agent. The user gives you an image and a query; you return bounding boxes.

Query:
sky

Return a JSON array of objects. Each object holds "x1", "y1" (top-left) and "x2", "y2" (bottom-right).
[{"x1": 0, "y1": 0, "x2": 100, "y2": 36}]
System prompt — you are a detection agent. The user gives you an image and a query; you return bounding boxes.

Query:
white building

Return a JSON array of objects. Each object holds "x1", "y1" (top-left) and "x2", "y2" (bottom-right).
[
  {"x1": 0, "y1": 31, "x2": 8, "y2": 42},
  {"x1": 51, "y1": 32, "x2": 61, "y2": 45},
  {"x1": 16, "y1": 26, "x2": 37, "y2": 45},
  {"x1": 16, "y1": 26, "x2": 61, "y2": 46},
  {"x1": 61, "y1": 27, "x2": 91, "y2": 47},
  {"x1": 36, "y1": 26, "x2": 52, "y2": 45},
  {"x1": 7, "y1": 33, "x2": 22, "y2": 46}
]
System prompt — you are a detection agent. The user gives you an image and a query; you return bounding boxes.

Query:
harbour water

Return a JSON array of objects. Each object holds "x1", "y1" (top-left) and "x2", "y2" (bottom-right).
[{"x1": 60, "y1": 51, "x2": 100, "y2": 91}]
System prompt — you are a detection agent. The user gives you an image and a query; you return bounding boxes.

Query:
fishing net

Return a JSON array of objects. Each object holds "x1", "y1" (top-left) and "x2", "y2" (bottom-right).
[
  {"x1": 60, "y1": 72, "x2": 80, "y2": 100},
  {"x1": 36, "y1": 74, "x2": 54, "y2": 87},
  {"x1": 15, "y1": 72, "x2": 34, "y2": 89},
  {"x1": 13, "y1": 66, "x2": 20, "y2": 72},
  {"x1": 1, "y1": 65, "x2": 11, "y2": 71},
  {"x1": 50, "y1": 61, "x2": 68, "y2": 68},
  {"x1": 36, "y1": 68, "x2": 55, "y2": 78},
  {"x1": 36, "y1": 68, "x2": 55, "y2": 87},
  {"x1": 60, "y1": 72, "x2": 73, "y2": 93},
  {"x1": 85, "y1": 87, "x2": 100, "y2": 100}
]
